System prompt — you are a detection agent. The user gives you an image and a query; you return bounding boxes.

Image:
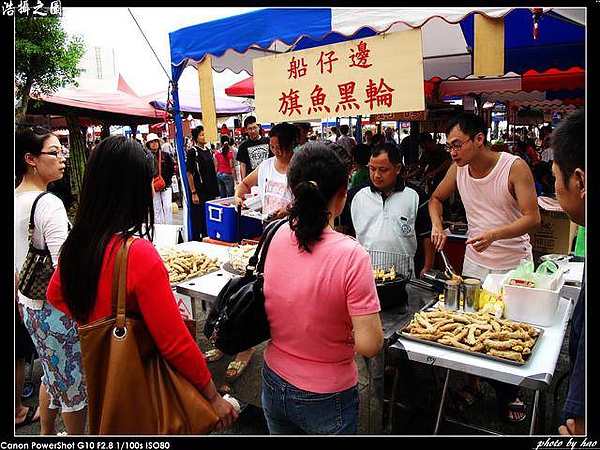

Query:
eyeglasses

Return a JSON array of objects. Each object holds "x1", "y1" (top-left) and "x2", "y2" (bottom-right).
[
  {"x1": 39, "y1": 151, "x2": 64, "y2": 159},
  {"x1": 444, "y1": 137, "x2": 473, "y2": 152},
  {"x1": 30, "y1": 125, "x2": 53, "y2": 135}
]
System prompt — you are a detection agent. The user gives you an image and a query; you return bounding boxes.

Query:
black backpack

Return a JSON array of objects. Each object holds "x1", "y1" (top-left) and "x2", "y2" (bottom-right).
[{"x1": 203, "y1": 218, "x2": 287, "y2": 355}]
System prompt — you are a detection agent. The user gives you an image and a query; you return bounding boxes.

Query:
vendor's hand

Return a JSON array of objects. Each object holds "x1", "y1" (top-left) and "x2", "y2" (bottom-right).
[
  {"x1": 265, "y1": 207, "x2": 289, "y2": 222},
  {"x1": 558, "y1": 417, "x2": 585, "y2": 436},
  {"x1": 419, "y1": 266, "x2": 432, "y2": 280},
  {"x1": 191, "y1": 192, "x2": 199, "y2": 204},
  {"x1": 430, "y1": 225, "x2": 447, "y2": 252},
  {"x1": 210, "y1": 395, "x2": 239, "y2": 431},
  {"x1": 465, "y1": 230, "x2": 495, "y2": 253},
  {"x1": 233, "y1": 196, "x2": 246, "y2": 209}
]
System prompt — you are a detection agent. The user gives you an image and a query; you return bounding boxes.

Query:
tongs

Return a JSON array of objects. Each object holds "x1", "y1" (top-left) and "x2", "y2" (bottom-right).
[{"x1": 439, "y1": 250, "x2": 456, "y2": 279}]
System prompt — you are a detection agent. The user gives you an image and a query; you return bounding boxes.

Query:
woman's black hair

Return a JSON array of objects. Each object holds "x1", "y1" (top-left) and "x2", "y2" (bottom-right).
[
  {"x1": 15, "y1": 127, "x2": 56, "y2": 184},
  {"x1": 287, "y1": 141, "x2": 349, "y2": 253},
  {"x1": 268, "y1": 122, "x2": 298, "y2": 152},
  {"x1": 220, "y1": 134, "x2": 231, "y2": 158},
  {"x1": 59, "y1": 136, "x2": 156, "y2": 323}
]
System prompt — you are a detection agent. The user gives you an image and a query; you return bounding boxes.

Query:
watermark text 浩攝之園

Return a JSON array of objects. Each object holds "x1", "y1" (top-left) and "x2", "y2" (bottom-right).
[{"x1": 2, "y1": 0, "x2": 61, "y2": 16}]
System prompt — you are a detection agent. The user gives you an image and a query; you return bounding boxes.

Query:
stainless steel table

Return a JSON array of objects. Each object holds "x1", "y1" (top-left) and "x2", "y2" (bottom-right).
[
  {"x1": 171, "y1": 241, "x2": 233, "y2": 313},
  {"x1": 388, "y1": 296, "x2": 573, "y2": 434}
]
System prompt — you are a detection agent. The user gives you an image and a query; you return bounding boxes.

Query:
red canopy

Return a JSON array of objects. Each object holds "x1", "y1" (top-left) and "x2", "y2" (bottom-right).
[
  {"x1": 224, "y1": 76, "x2": 255, "y2": 98},
  {"x1": 439, "y1": 67, "x2": 584, "y2": 97},
  {"x1": 27, "y1": 74, "x2": 164, "y2": 126}
]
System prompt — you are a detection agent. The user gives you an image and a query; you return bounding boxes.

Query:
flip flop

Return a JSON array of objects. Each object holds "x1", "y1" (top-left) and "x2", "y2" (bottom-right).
[
  {"x1": 16, "y1": 404, "x2": 40, "y2": 429},
  {"x1": 218, "y1": 383, "x2": 234, "y2": 395},
  {"x1": 204, "y1": 348, "x2": 224, "y2": 362},
  {"x1": 225, "y1": 348, "x2": 255, "y2": 382},
  {"x1": 504, "y1": 397, "x2": 527, "y2": 423}
]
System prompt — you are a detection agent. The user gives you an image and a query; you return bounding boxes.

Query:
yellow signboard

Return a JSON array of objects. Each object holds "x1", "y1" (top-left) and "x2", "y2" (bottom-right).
[{"x1": 253, "y1": 29, "x2": 425, "y2": 123}]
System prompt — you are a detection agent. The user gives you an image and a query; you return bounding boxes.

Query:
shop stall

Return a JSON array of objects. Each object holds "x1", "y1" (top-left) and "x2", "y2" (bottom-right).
[{"x1": 162, "y1": 7, "x2": 585, "y2": 435}]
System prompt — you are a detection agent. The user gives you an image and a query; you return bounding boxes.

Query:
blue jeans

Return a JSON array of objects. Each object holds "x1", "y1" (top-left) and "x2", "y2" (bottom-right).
[
  {"x1": 261, "y1": 361, "x2": 359, "y2": 434},
  {"x1": 216, "y1": 172, "x2": 234, "y2": 198}
]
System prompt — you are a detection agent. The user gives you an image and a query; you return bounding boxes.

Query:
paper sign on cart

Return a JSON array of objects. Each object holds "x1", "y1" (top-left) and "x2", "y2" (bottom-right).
[{"x1": 176, "y1": 293, "x2": 194, "y2": 320}]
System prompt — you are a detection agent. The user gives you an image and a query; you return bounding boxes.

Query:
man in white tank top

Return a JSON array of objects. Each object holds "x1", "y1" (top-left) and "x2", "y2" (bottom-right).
[{"x1": 428, "y1": 112, "x2": 541, "y2": 424}]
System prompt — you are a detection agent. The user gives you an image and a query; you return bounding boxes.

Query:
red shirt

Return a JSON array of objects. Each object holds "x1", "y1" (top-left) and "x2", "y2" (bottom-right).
[
  {"x1": 214, "y1": 151, "x2": 234, "y2": 174},
  {"x1": 47, "y1": 236, "x2": 212, "y2": 392}
]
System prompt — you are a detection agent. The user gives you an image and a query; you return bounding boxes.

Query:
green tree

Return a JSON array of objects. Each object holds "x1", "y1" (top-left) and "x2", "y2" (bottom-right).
[
  {"x1": 15, "y1": 14, "x2": 86, "y2": 205},
  {"x1": 15, "y1": 14, "x2": 85, "y2": 123}
]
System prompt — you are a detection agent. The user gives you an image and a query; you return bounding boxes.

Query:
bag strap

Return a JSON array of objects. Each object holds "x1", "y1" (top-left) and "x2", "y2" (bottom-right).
[
  {"x1": 27, "y1": 192, "x2": 49, "y2": 247},
  {"x1": 111, "y1": 237, "x2": 134, "y2": 329},
  {"x1": 157, "y1": 150, "x2": 162, "y2": 176},
  {"x1": 245, "y1": 218, "x2": 288, "y2": 276}
]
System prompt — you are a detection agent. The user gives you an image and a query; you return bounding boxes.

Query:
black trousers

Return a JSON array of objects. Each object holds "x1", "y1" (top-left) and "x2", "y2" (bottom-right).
[{"x1": 189, "y1": 199, "x2": 209, "y2": 241}]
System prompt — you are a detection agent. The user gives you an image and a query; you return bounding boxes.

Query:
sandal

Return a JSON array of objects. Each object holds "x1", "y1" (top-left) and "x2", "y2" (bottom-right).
[
  {"x1": 504, "y1": 397, "x2": 527, "y2": 423},
  {"x1": 450, "y1": 385, "x2": 483, "y2": 412},
  {"x1": 204, "y1": 348, "x2": 224, "y2": 362},
  {"x1": 225, "y1": 348, "x2": 255, "y2": 382},
  {"x1": 218, "y1": 383, "x2": 234, "y2": 395},
  {"x1": 15, "y1": 404, "x2": 40, "y2": 429}
]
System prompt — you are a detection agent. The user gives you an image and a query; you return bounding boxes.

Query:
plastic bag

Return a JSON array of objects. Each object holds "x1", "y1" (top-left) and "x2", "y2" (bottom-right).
[
  {"x1": 507, "y1": 259, "x2": 538, "y2": 288},
  {"x1": 505, "y1": 259, "x2": 560, "y2": 290},
  {"x1": 535, "y1": 260, "x2": 560, "y2": 290}
]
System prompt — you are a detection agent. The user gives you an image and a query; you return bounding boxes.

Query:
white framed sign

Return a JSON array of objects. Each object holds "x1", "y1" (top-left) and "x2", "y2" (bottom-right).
[{"x1": 254, "y1": 28, "x2": 425, "y2": 122}]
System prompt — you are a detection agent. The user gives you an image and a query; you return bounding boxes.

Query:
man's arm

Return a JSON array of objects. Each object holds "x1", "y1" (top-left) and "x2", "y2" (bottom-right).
[
  {"x1": 235, "y1": 143, "x2": 249, "y2": 179},
  {"x1": 239, "y1": 162, "x2": 248, "y2": 180},
  {"x1": 428, "y1": 163, "x2": 457, "y2": 251},
  {"x1": 186, "y1": 171, "x2": 198, "y2": 203}
]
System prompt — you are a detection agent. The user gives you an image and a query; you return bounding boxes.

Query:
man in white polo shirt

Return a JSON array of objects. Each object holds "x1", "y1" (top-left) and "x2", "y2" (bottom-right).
[
  {"x1": 350, "y1": 141, "x2": 435, "y2": 404},
  {"x1": 351, "y1": 142, "x2": 435, "y2": 279}
]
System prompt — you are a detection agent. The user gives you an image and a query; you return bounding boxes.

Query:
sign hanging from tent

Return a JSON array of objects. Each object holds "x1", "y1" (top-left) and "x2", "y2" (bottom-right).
[{"x1": 253, "y1": 29, "x2": 425, "y2": 123}]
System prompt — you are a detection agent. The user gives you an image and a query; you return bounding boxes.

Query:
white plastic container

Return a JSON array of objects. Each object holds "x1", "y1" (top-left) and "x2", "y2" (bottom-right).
[{"x1": 501, "y1": 271, "x2": 564, "y2": 327}]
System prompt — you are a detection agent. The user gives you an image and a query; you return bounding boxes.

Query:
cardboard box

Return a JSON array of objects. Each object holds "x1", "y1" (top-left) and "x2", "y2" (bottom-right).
[{"x1": 530, "y1": 207, "x2": 578, "y2": 255}]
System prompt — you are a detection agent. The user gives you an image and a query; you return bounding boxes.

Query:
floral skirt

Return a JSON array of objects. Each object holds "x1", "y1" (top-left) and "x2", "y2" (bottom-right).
[{"x1": 23, "y1": 301, "x2": 87, "y2": 412}]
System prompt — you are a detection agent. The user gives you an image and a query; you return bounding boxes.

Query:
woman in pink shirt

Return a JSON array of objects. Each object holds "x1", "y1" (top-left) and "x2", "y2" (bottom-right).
[{"x1": 261, "y1": 141, "x2": 383, "y2": 434}]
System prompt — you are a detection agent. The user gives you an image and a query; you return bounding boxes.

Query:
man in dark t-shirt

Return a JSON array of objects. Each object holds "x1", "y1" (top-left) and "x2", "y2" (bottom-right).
[
  {"x1": 551, "y1": 110, "x2": 586, "y2": 436},
  {"x1": 186, "y1": 125, "x2": 219, "y2": 241},
  {"x1": 236, "y1": 115, "x2": 272, "y2": 179}
]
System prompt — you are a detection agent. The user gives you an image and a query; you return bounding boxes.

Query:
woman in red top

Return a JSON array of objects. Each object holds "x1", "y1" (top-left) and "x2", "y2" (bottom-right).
[
  {"x1": 46, "y1": 136, "x2": 238, "y2": 433},
  {"x1": 214, "y1": 135, "x2": 237, "y2": 198}
]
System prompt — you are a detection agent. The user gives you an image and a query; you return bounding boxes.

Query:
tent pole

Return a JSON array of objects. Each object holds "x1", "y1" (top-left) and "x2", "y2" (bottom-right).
[
  {"x1": 197, "y1": 57, "x2": 218, "y2": 143},
  {"x1": 171, "y1": 85, "x2": 192, "y2": 241}
]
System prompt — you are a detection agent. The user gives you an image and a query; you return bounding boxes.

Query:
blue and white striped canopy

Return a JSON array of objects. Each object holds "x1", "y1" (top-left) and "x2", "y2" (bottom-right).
[{"x1": 169, "y1": 7, "x2": 584, "y2": 82}]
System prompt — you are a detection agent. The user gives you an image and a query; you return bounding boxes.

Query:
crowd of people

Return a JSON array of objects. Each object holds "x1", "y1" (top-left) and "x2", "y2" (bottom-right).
[{"x1": 14, "y1": 108, "x2": 585, "y2": 436}]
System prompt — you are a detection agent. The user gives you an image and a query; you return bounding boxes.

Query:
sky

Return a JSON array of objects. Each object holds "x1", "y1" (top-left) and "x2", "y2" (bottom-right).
[{"x1": 60, "y1": 7, "x2": 264, "y2": 98}]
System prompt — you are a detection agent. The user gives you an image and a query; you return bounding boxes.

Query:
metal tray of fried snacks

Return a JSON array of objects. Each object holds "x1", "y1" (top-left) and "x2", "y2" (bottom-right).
[{"x1": 399, "y1": 305, "x2": 544, "y2": 366}]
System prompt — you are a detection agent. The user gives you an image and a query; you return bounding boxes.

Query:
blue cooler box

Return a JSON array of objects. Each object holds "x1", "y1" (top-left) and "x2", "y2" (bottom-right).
[{"x1": 205, "y1": 197, "x2": 263, "y2": 242}]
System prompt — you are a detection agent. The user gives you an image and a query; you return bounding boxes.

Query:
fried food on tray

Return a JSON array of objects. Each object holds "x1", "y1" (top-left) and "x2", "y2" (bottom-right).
[
  {"x1": 401, "y1": 306, "x2": 540, "y2": 363},
  {"x1": 487, "y1": 348, "x2": 525, "y2": 363},
  {"x1": 159, "y1": 247, "x2": 221, "y2": 284}
]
